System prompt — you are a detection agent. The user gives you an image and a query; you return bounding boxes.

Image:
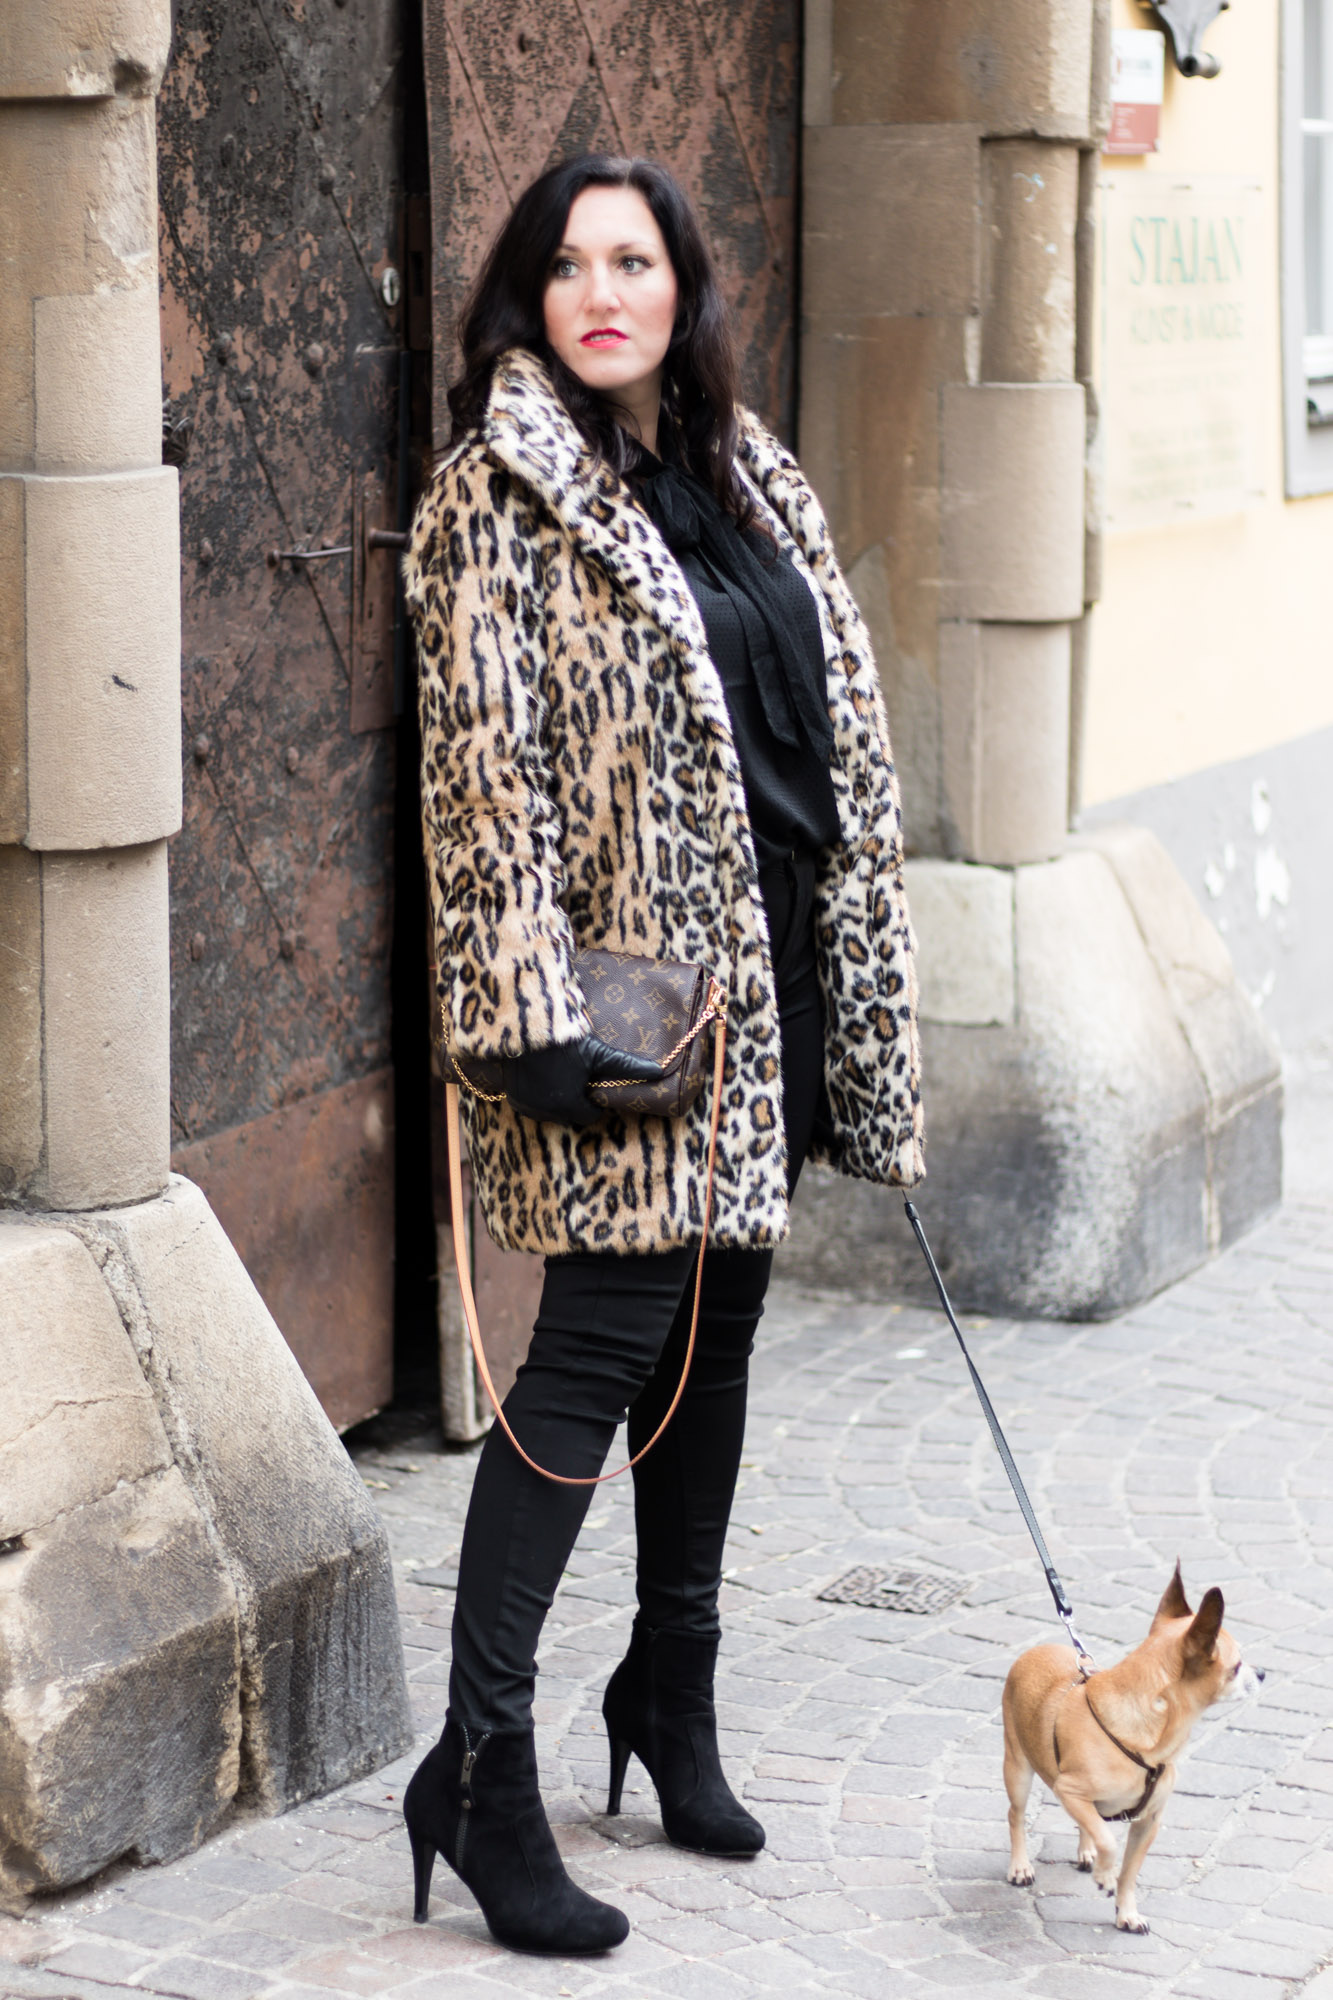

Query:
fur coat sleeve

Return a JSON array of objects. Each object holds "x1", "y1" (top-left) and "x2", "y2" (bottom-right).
[{"x1": 404, "y1": 449, "x2": 593, "y2": 1062}]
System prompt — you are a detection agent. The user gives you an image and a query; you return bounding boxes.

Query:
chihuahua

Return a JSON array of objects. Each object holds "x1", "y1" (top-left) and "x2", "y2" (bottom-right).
[{"x1": 1002, "y1": 1563, "x2": 1263, "y2": 1933}]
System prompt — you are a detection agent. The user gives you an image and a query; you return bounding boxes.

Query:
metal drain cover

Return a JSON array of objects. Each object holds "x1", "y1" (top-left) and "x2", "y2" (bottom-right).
[{"x1": 818, "y1": 1564, "x2": 968, "y2": 1615}]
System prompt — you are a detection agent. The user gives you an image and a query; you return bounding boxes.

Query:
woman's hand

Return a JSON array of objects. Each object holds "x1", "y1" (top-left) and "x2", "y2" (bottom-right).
[{"x1": 503, "y1": 1036, "x2": 663, "y2": 1127}]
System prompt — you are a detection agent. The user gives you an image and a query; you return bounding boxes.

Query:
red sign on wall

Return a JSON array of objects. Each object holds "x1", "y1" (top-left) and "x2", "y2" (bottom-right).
[{"x1": 1107, "y1": 28, "x2": 1166, "y2": 156}]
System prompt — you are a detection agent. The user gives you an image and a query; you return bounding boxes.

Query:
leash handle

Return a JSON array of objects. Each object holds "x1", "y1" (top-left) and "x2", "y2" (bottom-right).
[{"x1": 902, "y1": 1198, "x2": 1094, "y2": 1672}]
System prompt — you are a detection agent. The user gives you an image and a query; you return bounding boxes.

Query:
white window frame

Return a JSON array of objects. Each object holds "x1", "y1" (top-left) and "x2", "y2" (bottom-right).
[{"x1": 1282, "y1": 0, "x2": 1333, "y2": 490}]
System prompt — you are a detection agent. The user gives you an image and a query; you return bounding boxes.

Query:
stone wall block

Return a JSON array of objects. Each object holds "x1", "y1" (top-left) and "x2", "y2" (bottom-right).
[
  {"x1": 35, "y1": 292, "x2": 163, "y2": 473},
  {"x1": 804, "y1": 0, "x2": 834, "y2": 126},
  {"x1": 784, "y1": 849, "x2": 1217, "y2": 1316},
  {"x1": 0, "y1": 848, "x2": 43, "y2": 1199},
  {"x1": 938, "y1": 619, "x2": 982, "y2": 854},
  {"x1": 831, "y1": 0, "x2": 1094, "y2": 139},
  {"x1": 905, "y1": 858, "x2": 1015, "y2": 1024},
  {"x1": 846, "y1": 540, "x2": 942, "y2": 856},
  {"x1": 803, "y1": 124, "x2": 982, "y2": 319},
  {"x1": 0, "y1": 1468, "x2": 240, "y2": 1903},
  {"x1": 0, "y1": 1222, "x2": 171, "y2": 1539},
  {"x1": 23, "y1": 468, "x2": 181, "y2": 849},
  {"x1": 1075, "y1": 822, "x2": 1282, "y2": 1121},
  {"x1": 0, "y1": 2, "x2": 171, "y2": 100},
  {"x1": 940, "y1": 382, "x2": 1086, "y2": 621},
  {"x1": 976, "y1": 621, "x2": 1071, "y2": 864},
  {"x1": 79, "y1": 1178, "x2": 412, "y2": 1810},
  {"x1": 940, "y1": 621, "x2": 1070, "y2": 864},
  {"x1": 0, "y1": 100, "x2": 158, "y2": 471},
  {"x1": 801, "y1": 316, "x2": 971, "y2": 854},
  {"x1": 982, "y1": 138, "x2": 1079, "y2": 383},
  {"x1": 41, "y1": 843, "x2": 171, "y2": 1211},
  {"x1": 0, "y1": 481, "x2": 25, "y2": 837}
]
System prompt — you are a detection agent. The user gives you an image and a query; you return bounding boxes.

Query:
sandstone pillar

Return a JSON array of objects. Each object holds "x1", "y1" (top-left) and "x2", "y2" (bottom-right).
[
  {"x1": 0, "y1": 3, "x2": 409, "y2": 1905},
  {"x1": 790, "y1": 0, "x2": 1282, "y2": 1315}
]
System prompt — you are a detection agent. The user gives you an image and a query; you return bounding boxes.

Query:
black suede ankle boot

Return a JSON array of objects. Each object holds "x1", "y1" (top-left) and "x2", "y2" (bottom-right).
[
  {"x1": 602, "y1": 1621, "x2": 765, "y2": 1855},
  {"x1": 403, "y1": 1715, "x2": 629, "y2": 1954}
]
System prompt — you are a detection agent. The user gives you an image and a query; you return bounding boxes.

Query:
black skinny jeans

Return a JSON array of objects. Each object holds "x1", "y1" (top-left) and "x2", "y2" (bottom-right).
[{"x1": 449, "y1": 857, "x2": 825, "y2": 1731}]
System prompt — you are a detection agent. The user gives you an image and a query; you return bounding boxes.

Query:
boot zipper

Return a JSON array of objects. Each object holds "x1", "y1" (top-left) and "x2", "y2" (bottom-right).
[{"x1": 456, "y1": 1745, "x2": 477, "y2": 1871}]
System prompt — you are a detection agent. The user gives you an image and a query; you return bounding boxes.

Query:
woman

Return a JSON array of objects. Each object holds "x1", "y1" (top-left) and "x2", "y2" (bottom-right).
[{"x1": 402, "y1": 154, "x2": 923, "y2": 1956}]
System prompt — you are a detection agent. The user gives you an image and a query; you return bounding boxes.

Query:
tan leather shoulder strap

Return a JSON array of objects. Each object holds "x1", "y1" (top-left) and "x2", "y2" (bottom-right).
[{"x1": 443, "y1": 1013, "x2": 728, "y2": 1486}]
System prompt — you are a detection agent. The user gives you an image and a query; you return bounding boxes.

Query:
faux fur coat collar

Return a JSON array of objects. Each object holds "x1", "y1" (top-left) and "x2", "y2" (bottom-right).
[{"x1": 406, "y1": 349, "x2": 922, "y2": 1257}]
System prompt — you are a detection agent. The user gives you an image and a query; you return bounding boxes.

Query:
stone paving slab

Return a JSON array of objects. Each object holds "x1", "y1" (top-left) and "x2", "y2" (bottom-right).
[{"x1": 3, "y1": 1059, "x2": 1333, "y2": 1999}]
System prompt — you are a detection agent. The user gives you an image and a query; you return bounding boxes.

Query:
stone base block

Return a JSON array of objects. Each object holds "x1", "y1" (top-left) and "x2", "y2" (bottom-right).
[
  {"x1": 0, "y1": 1470, "x2": 241, "y2": 1906},
  {"x1": 0, "y1": 1178, "x2": 410, "y2": 1905},
  {"x1": 783, "y1": 832, "x2": 1282, "y2": 1319}
]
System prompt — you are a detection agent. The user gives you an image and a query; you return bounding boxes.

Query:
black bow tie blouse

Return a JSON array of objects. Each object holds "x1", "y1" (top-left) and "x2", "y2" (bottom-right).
[{"x1": 627, "y1": 441, "x2": 841, "y2": 870}]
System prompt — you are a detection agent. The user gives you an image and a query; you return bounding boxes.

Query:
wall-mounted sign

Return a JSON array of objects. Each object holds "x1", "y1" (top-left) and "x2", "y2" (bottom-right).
[
  {"x1": 1107, "y1": 29, "x2": 1166, "y2": 155},
  {"x1": 1099, "y1": 175, "x2": 1265, "y2": 529}
]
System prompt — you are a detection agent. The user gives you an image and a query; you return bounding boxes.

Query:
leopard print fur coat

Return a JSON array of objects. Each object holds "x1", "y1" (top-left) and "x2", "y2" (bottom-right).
[{"x1": 405, "y1": 349, "x2": 923, "y2": 1257}]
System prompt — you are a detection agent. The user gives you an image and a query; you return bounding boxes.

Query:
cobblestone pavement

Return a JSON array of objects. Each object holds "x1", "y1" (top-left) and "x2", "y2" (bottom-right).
[{"x1": 4, "y1": 1058, "x2": 1333, "y2": 2000}]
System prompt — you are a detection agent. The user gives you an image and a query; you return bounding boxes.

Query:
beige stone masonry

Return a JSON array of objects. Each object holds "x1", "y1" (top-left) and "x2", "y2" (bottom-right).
[
  {"x1": 0, "y1": 1223, "x2": 171, "y2": 1540},
  {"x1": 940, "y1": 382, "x2": 1086, "y2": 622},
  {"x1": 40, "y1": 842, "x2": 171, "y2": 1210},
  {"x1": 0, "y1": 98, "x2": 157, "y2": 471},
  {"x1": 11, "y1": 468, "x2": 182, "y2": 850},
  {"x1": 830, "y1": 0, "x2": 1096, "y2": 139},
  {"x1": 941, "y1": 620, "x2": 1072, "y2": 863},
  {"x1": 34, "y1": 292, "x2": 163, "y2": 474},
  {"x1": 0, "y1": 1, "x2": 170, "y2": 99},
  {"x1": 904, "y1": 858, "x2": 1016, "y2": 1024},
  {"x1": 67, "y1": 1177, "x2": 412, "y2": 1816},
  {"x1": 0, "y1": 479, "x2": 24, "y2": 839},
  {"x1": 0, "y1": 1465, "x2": 241, "y2": 1901},
  {"x1": 0, "y1": 849, "x2": 43, "y2": 1201},
  {"x1": 982, "y1": 139, "x2": 1079, "y2": 384},
  {"x1": 805, "y1": 315, "x2": 971, "y2": 847},
  {"x1": 803, "y1": 0, "x2": 834, "y2": 125},
  {"x1": 0, "y1": 1179, "x2": 409, "y2": 1901},
  {"x1": 1077, "y1": 822, "x2": 1284, "y2": 1139},
  {"x1": 803, "y1": 125, "x2": 982, "y2": 320}
]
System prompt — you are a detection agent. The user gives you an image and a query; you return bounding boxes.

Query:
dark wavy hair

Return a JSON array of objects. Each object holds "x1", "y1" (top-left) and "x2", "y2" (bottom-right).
[{"x1": 447, "y1": 153, "x2": 757, "y2": 529}]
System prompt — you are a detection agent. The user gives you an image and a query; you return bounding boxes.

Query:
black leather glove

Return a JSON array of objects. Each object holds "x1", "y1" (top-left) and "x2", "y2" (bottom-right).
[{"x1": 502, "y1": 1034, "x2": 664, "y2": 1127}]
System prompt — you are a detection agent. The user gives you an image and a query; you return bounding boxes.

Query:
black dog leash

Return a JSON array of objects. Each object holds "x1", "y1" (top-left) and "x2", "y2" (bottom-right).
[{"x1": 903, "y1": 1198, "x2": 1095, "y2": 1675}]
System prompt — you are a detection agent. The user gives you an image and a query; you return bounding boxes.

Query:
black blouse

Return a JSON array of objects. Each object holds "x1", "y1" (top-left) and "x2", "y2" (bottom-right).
[{"x1": 628, "y1": 441, "x2": 841, "y2": 869}]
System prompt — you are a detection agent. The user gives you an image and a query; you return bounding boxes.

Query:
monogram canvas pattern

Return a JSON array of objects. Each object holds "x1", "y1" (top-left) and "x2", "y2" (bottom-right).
[
  {"x1": 453, "y1": 949, "x2": 711, "y2": 1118},
  {"x1": 405, "y1": 349, "x2": 923, "y2": 1257}
]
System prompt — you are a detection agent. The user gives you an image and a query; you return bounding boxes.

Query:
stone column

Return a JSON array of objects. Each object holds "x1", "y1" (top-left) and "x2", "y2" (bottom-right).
[
  {"x1": 0, "y1": 3, "x2": 178, "y2": 1211},
  {"x1": 0, "y1": 4, "x2": 409, "y2": 1905},
  {"x1": 789, "y1": 0, "x2": 1282, "y2": 1316}
]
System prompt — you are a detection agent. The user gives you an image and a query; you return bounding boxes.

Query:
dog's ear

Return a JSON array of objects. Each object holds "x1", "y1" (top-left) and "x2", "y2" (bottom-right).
[
  {"x1": 1151, "y1": 1560, "x2": 1192, "y2": 1630},
  {"x1": 1183, "y1": 1587, "x2": 1225, "y2": 1670}
]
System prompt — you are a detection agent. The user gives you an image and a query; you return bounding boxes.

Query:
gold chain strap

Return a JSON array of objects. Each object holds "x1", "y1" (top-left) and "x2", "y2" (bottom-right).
[
  {"x1": 439, "y1": 999, "x2": 505, "y2": 1102},
  {"x1": 589, "y1": 977, "x2": 727, "y2": 1091},
  {"x1": 440, "y1": 977, "x2": 727, "y2": 1103}
]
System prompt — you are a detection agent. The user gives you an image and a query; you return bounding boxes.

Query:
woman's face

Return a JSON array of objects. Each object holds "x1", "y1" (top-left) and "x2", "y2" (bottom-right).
[{"x1": 543, "y1": 185, "x2": 679, "y2": 422}]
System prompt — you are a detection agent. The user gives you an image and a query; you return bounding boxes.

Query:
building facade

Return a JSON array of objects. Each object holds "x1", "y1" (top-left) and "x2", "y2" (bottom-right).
[
  {"x1": 1081, "y1": 0, "x2": 1333, "y2": 1058},
  {"x1": 0, "y1": 0, "x2": 1311, "y2": 1896}
]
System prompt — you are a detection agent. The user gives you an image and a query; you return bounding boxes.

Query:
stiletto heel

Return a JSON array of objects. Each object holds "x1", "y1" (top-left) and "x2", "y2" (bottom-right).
[
  {"x1": 606, "y1": 1731, "x2": 632, "y2": 1815},
  {"x1": 401, "y1": 1717, "x2": 628, "y2": 1953},
  {"x1": 602, "y1": 1621, "x2": 765, "y2": 1856},
  {"x1": 409, "y1": 1826, "x2": 436, "y2": 1923}
]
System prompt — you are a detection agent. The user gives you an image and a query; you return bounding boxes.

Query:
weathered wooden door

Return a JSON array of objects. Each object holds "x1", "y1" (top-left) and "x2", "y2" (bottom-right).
[
  {"x1": 420, "y1": 0, "x2": 801, "y2": 1432},
  {"x1": 158, "y1": 0, "x2": 419, "y2": 1429}
]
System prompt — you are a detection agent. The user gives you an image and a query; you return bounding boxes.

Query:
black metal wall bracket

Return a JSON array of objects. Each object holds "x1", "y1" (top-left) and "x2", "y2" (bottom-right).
[{"x1": 1145, "y1": 0, "x2": 1230, "y2": 78}]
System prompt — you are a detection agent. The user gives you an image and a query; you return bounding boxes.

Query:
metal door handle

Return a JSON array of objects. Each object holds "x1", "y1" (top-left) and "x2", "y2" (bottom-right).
[{"x1": 267, "y1": 543, "x2": 353, "y2": 568}]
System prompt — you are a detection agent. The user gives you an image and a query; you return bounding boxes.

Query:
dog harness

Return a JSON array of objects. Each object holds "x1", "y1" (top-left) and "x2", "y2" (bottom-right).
[{"x1": 1053, "y1": 1681, "x2": 1165, "y2": 1824}]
